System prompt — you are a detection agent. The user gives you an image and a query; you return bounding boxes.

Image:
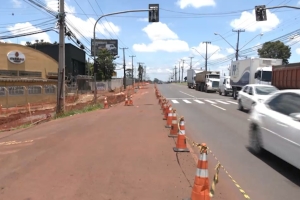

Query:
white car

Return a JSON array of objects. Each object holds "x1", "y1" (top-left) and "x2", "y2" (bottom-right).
[
  {"x1": 237, "y1": 84, "x2": 278, "y2": 111},
  {"x1": 248, "y1": 89, "x2": 300, "y2": 169}
]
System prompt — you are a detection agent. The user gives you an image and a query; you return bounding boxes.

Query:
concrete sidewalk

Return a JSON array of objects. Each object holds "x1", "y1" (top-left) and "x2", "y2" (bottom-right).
[{"x1": 0, "y1": 85, "x2": 238, "y2": 200}]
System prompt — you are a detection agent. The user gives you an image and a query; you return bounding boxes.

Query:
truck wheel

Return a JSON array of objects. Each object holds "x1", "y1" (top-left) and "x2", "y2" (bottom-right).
[
  {"x1": 219, "y1": 90, "x2": 221, "y2": 95},
  {"x1": 205, "y1": 86, "x2": 208, "y2": 93},
  {"x1": 233, "y1": 91, "x2": 237, "y2": 100}
]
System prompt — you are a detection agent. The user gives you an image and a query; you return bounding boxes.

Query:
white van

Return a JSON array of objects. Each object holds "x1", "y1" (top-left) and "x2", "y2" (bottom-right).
[{"x1": 219, "y1": 76, "x2": 232, "y2": 96}]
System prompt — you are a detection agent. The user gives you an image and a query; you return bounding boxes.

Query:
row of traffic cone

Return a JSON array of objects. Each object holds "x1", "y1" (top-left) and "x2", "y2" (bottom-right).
[
  {"x1": 124, "y1": 95, "x2": 133, "y2": 106},
  {"x1": 102, "y1": 94, "x2": 133, "y2": 109},
  {"x1": 154, "y1": 84, "x2": 211, "y2": 200}
]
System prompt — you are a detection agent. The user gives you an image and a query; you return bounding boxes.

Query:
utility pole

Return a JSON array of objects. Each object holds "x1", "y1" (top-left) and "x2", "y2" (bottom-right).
[
  {"x1": 144, "y1": 65, "x2": 146, "y2": 81},
  {"x1": 174, "y1": 66, "x2": 177, "y2": 82},
  {"x1": 232, "y1": 29, "x2": 245, "y2": 60},
  {"x1": 129, "y1": 55, "x2": 136, "y2": 86},
  {"x1": 203, "y1": 41, "x2": 211, "y2": 72},
  {"x1": 203, "y1": 41, "x2": 211, "y2": 84},
  {"x1": 181, "y1": 66, "x2": 183, "y2": 83},
  {"x1": 189, "y1": 56, "x2": 194, "y2": 69},
  {"x1": 181, "y1": 59, "x2": 185, "y2": 83},
  {"x1": 56, "y1": 0, "x2": 65, "y2": 114},
  {"x1": 120, "y1": 47, "x2": 128, "y2": 89},
  {"x1": 177, "y1": 61, "x2": 180, "y2": 82}
]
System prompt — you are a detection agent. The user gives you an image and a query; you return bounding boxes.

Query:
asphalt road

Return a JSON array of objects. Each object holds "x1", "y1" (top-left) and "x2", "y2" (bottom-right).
[{"x1": 157, "y1": 83, "x2": 300, "y2": 200}]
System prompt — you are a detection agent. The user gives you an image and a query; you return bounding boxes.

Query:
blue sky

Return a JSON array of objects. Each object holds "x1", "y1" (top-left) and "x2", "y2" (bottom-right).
[{"x1": 1, "y1": 0, "x2": 300, "y2": 81}]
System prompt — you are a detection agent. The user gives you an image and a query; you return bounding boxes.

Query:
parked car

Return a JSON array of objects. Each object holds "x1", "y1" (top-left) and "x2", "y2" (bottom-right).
[
  {"x1": 237, "y1": 84, "x2": 278, "y2": 111},
  {"x1": 248, "y1": 89, "x2": 300, "y2": 169}
]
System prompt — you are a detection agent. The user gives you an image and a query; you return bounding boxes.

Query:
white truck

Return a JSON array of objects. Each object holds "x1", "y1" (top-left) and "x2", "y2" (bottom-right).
[
  {"x1": 229, "y1": 58, "x2": 282, "y2": 99},
  {"x1": 187, "y1": 69, "x2": 203, "y2": 89},
  {"x1": 218, "y1": 75, "x2": 232, "y2": 96},
  {"x1": 195, "y1": 71, "x2": 220, "y2": 92}
]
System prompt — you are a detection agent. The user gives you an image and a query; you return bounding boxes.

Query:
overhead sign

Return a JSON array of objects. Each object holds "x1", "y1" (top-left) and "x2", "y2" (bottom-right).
[
  {"x1": 91, "y1": 39, "x2": 118, "y2": 56},
  {"x1": 7, "y1": 51, "x2": 25, "y2": 64}
]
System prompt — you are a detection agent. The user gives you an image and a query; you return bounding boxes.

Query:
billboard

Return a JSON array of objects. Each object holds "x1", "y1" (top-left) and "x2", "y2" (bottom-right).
[{"x1": 91, "y1": 39, "x2": 118, "y2": 56}]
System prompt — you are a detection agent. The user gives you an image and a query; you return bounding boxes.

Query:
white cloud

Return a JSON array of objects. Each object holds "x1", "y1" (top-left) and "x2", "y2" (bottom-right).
[
  {"x1": 11, "y1": 0, "x2": 22, "y2": 8},
  {"x1": 226, "y1": 48, "x2": 235, "y2": 54},
  {"x1": 137, "y1": 18, "x2": 148, "y2": 22},
  {"x1": 0, "y1": 39, "x2": 12, "y2": 43},
  {"x1": 296, "y1": 48, "x2": 300, "y2": 55},
  {"x1": 176, "y1": 0, "x2": 216, "y2": 9},
  {"x1": 191, "y1": 42, "x2": 225, "y2": 60},
  {"x1": 230, "y1": 9, "x2": 280, "y2": 32},
  {"x1": 45, "y1": 0, "x2": 120, "y2": 39},
  {"x1": 7, "y1": 22, "x2": 52, "y2": 43},
  {"x1": 133, "y1": 22, "x2": 189, "y2": 52}
]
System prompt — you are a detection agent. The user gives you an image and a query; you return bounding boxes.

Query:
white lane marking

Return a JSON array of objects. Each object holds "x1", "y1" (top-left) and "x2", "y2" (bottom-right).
[
  {"x1": 247, "y1": 119, "x2": 250, "y2": 121},
  {"x1": 204, "y1": 100, "x2": 216, "y2": 104},
  {"x1": 171, "y1": 100, "x2": 179, "y2": 104},
  {"x1": 194, "y1": 100, "x2": 204, "y2": 104},
  {"x1": 183, "y1": 99, "x2": 192, "y2": 103},
  {"x1": 216, "y1": 100, "x2": 229, "y2": 104},
  {"x1": 211, "y1": 104, "x2": 226, "y2": 111},
  {"x1": 227, "y1": 101, "x2": 238, "y2": 104},
  {"x1": 179, "y1": 91, "x2": 195, "y2": 98}
]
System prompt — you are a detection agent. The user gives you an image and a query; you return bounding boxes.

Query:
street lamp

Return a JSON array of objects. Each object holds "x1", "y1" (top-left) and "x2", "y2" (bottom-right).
[{"x1": 214, "y1": 32, "x2": 263, "y2": 60}]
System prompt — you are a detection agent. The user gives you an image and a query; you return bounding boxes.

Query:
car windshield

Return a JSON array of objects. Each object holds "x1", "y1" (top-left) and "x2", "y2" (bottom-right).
[{"x1": 255, "y1": 86, "x2": 277, "y2": 95}]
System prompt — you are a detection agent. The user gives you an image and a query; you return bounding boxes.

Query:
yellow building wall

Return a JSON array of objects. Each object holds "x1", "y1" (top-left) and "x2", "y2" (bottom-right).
[
  {"x1": 0, "y1": 43, "x2": 58, "y2": 108},
  {"x1": 0, "y1": 43, "x2": 58, "y2": 78}
]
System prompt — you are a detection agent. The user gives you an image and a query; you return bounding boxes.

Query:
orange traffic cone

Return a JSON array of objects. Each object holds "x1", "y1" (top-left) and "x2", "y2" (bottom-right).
[
  {"x1": 104, "y1": 97, "x2": 109, "y2": 109},
  {"x1": 128, "y1": 95, "x2": 133, "y2": 106},
  {"x1": 165, "y1": 106, "x2": 173, "y2": 128},
  {"x1": 163, "y1": 104, "x2": 171, "y2": 120},
  {"x1": 173, "y1": 117, "x2": 189, "y2": 152},
  {"x1": 124, "y1": 95, "x2": 128, "y2": 106},
  {"x1": 168, "y1": 109, "x2": 178, "y2": 137},
  {"x1": 184, "y1": 144, "x2": 210, "y2": 200}
]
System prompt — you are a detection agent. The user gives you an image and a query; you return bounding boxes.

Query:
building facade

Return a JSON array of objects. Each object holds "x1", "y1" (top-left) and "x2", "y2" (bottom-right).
[
  {"x1": 29, "y1": 43, "x2": 86, "y2": 80},
  {"x1": 0, "y1": 43, "x2": 58, "y2": 107}
]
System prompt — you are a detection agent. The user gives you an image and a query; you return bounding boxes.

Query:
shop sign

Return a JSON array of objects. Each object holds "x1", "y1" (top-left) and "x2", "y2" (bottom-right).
[{"x1": 7, "y1": 51, "x2": 25, "y2": 64}]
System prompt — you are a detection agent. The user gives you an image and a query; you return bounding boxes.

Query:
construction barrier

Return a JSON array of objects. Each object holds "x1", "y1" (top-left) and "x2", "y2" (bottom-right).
[{"x1": 153, "y1": 85, "x2": 251, "y2": 200}]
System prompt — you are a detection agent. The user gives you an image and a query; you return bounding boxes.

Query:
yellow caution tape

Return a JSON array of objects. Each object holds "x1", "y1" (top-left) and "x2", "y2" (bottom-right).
[{"x1": 185, "y1": 136, "x2": 251, "y2": 199}]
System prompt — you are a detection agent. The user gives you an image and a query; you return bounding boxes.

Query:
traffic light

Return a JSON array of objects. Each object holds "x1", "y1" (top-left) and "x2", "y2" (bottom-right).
[
  {"x1": 149, "y1": 4, "x2": 159, "y2": 22},
  {"x1": 255, "y1": 5, "x2": 267, "y2": 21}
]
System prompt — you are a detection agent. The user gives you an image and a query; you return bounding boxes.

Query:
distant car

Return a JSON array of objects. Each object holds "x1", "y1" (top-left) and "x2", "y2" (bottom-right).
[
  {"x1": 237, "y1": 84, "x2": 278, "y2": 111},
  {"x1": 248, "y1": 89, "x2": 300, "y2": 169}
]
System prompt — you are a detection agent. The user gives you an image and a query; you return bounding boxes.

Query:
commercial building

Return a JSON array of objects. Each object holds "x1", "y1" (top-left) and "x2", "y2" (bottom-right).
[
  {"x1": 0, "y1": 42, "x2": 58, "y2": 107},
  {"x1": 29, "y1": 43, "x2": 86, "y2": 80}
]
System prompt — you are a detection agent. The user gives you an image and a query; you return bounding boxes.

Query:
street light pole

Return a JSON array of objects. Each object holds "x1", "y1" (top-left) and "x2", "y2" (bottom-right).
[
  {"x1": 129, "y1": 55, "x2": 136, "y2": 87},
  {"x1": 56, "y1": 0, "x2": 66, "y2": 114},
  {"x1": 120, "y1": 47, "x2": 128, "y2": 89},
  {"x1": 232, "y1": 29, "x2": 245, "y2": 60}
]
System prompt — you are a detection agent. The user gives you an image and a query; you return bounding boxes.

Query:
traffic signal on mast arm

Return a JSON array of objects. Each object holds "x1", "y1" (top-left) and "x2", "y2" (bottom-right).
[
  {"x1": 255, "y1": 5, "x2": 267, "y2": 21},
  {"x1": 149, "y1": 4, "x2": 159, "y2": 22}
]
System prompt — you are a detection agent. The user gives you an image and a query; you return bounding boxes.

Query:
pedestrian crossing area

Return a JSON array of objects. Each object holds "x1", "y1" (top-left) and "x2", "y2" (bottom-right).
[{"x1": 169, "y1": 99, "x2": 238, "y2": 105}]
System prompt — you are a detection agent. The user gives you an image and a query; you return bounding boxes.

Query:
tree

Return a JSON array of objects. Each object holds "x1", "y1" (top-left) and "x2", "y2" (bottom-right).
[
  {"x1": 95, "y1": 49, "x2": 116, "y2": 81},
  {"x1": 257, "y1": 41, "x2": 291, "y2": 64},
  {"x1": 153, "y1": 78, "x2": 160, "y2": 83},
  {"x1": 138, "y1": 64, "x2": 143, "y2": 81},
  {"x1": 184, "y1": 76, "x2": 187, "y2": 82}
]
